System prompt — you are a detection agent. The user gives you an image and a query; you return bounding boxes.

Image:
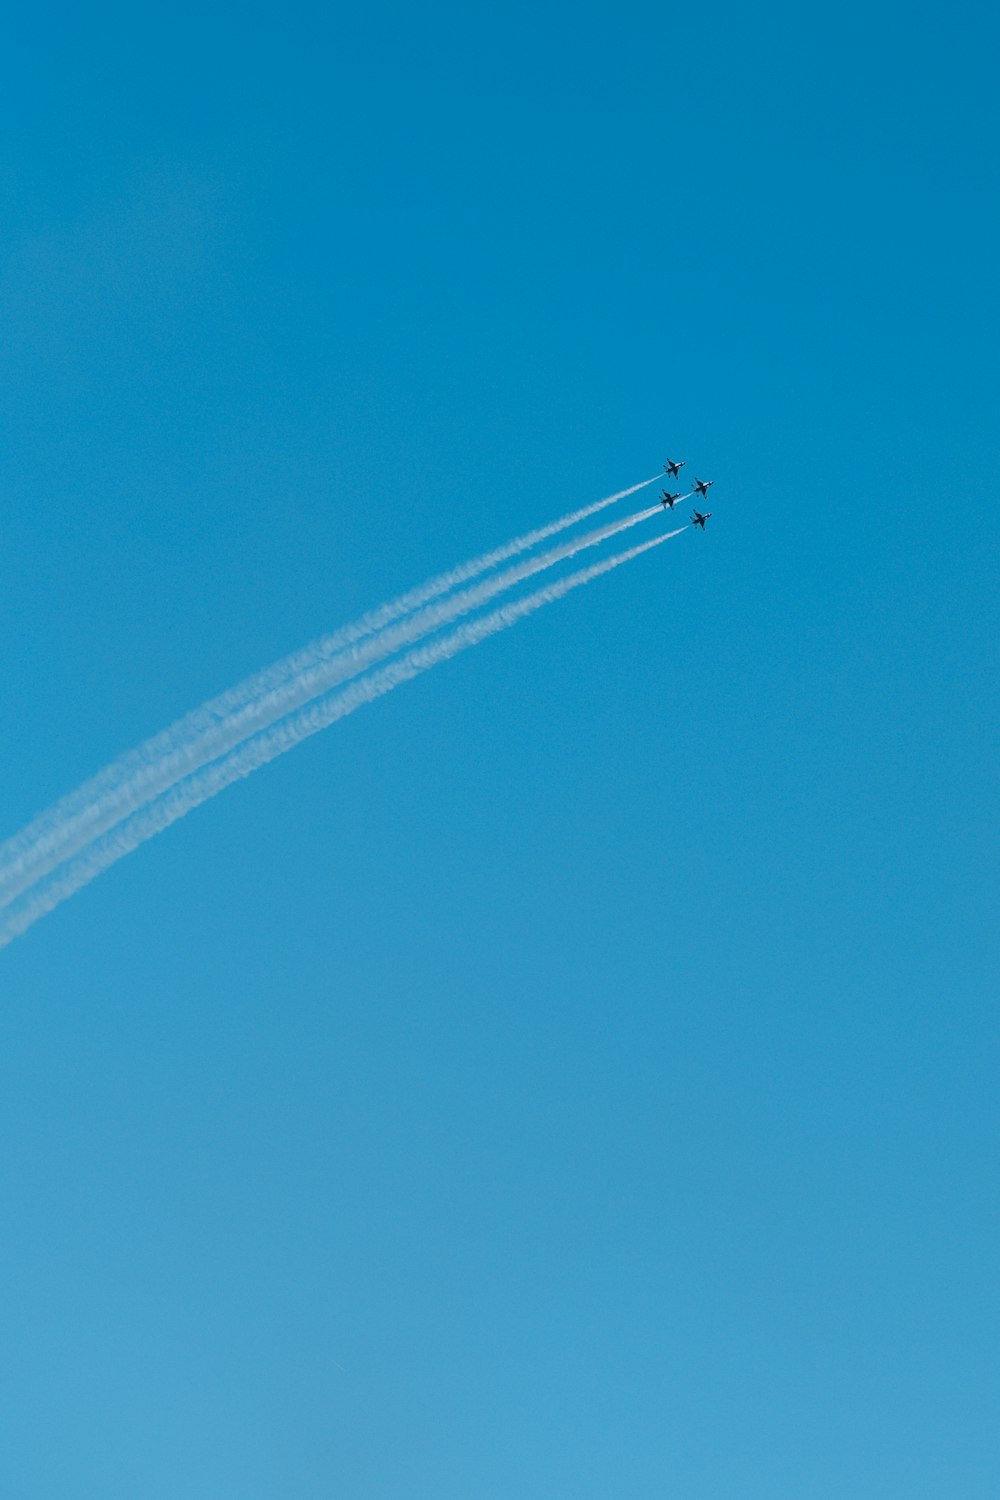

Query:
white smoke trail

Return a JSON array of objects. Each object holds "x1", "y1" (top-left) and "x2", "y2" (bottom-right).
[
  {"x1": 0, "y1": 497, "x2": 665, "y2": 910},
  {"x1": 0, "y1": 474, "x2": 656, "y2": 901},
  {"x1": 0, "y1": 528, "x2": 684, "y2": 950}
]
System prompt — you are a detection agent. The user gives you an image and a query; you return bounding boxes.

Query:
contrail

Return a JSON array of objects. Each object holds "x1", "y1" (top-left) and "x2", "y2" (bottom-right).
[
  {"x1": 0, "y1": 475, "x2": 655, "y2": 903},
  {"x1": 0, "y1": 495, "x2": 666, "y2": 910},
  {"x1": 0, "y1": 528, "x2": 684, "y2": 950}
]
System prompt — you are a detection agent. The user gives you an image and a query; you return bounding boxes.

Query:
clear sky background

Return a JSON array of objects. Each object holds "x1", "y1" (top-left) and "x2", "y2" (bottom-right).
[{"x1": 1, "y1": 0, "x2": 997, "y2": 1494}]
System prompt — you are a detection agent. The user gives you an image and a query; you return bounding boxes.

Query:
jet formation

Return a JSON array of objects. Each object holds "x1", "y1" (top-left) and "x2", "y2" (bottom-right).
[{"x1": 661, "y1": 461, "x2": 716, "y2": 529}]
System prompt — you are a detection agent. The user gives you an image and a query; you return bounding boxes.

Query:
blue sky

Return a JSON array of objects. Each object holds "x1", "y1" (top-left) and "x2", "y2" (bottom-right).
[{"x1": 1, "y1": 0, "x2": 998, "y2": 1494}]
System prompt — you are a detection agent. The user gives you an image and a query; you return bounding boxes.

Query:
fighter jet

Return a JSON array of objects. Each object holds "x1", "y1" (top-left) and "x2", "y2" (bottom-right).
[
  {"x1": 691, "y1": 510, "x2": 712, "y2": 530},
  {"x1": 663, "y1": 458, "x2": 686, "y2": 479},
  {"x1": 692, "y1": 477, "x2": 714, "y2": 499},
  {"x1": 660, "y1": 490, "x2": 682, "y2": 509}
]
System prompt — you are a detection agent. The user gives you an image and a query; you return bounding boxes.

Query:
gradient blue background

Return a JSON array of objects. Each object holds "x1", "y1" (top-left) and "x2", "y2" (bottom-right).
[{"x1": 1, "y1": 0, "x2": 997, "y2": 1494}]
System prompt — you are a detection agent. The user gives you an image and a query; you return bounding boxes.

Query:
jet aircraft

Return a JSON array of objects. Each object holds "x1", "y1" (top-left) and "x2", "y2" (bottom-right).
[
  {"x1": 660, "y1": 490, "x2": 682, "y2": 509},
  {"x1": 692, "y1": 477, "x2": 714, "y2": 498},
  {"x1": 663, "y1": 458, "x2": 685, "y2": 479},
  {"x1": 691, "y1": 510, "x2": 712, "y2": 530}
]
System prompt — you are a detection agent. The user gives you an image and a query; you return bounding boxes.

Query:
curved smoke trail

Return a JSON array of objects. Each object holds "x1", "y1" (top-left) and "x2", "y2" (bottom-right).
[
  {"x1": 0, "y1": 495, "x2": 666, "y2": 910},
  {"x1": 0, "y1": 529, "x2": 684, "y2": 949},
  {"x1": 0, "y1": 476, "x2": 656, "y2": 907}
]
